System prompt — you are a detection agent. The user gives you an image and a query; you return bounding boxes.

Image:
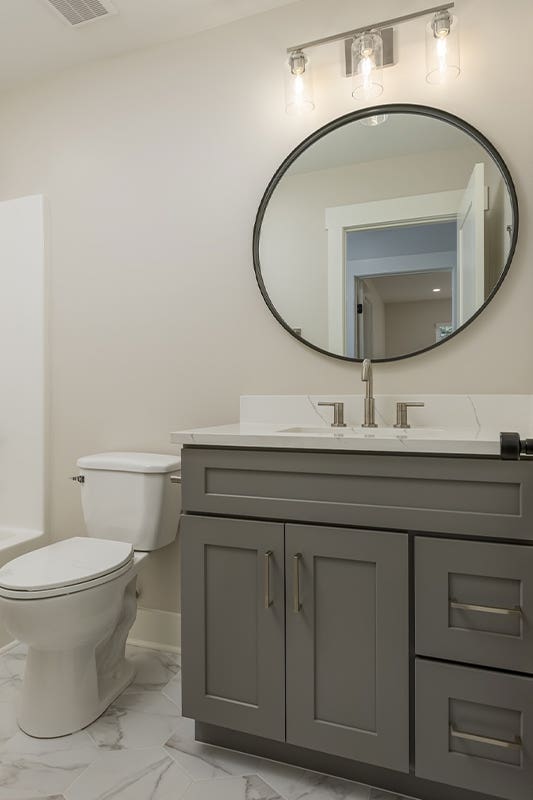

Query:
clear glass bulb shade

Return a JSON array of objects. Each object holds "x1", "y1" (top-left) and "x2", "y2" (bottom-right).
[
  {"x1": 360, "y1": 114, "x2": 389, "y2": 127},
  {"x1": 352, "y1": 31, "x2": 384, "y2": 101},
  {"x1": 285, "y1": 51, "x2": 315, "y2": 116},
  {"x1": 425, "y1": 12, "x2": 460, "y2": 84}
]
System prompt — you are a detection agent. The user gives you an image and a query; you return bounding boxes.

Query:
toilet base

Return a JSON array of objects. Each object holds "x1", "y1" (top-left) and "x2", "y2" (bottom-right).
[
  {"x1": 18, "y1": 656, "x2": 136, "y2": 738},
  {"x1": 11, "y1": 576, "x2": 140, "y2": 738}
]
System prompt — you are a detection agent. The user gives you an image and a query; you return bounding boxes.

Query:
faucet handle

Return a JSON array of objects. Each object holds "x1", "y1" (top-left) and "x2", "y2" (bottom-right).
[
  {"x1": 394, "y1": 402, "x2": 425, "y2": 430},
  {"x1": 317, "y1": 401, "x2": 347, "y2": 428}
]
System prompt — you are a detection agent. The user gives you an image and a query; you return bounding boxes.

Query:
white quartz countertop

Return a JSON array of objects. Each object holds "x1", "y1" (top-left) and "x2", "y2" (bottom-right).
[
  {"x1": 171, "y1": 422, "x2": 508, "y2": 455},
  {"x1": 171, "y1": 395, "x2": 533, "y2": 457}
]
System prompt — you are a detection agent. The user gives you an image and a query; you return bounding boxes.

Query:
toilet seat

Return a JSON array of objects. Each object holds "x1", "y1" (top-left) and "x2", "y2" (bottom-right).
[{"x1": 0, "y1": 537, "x2": 134, "y2": 600}]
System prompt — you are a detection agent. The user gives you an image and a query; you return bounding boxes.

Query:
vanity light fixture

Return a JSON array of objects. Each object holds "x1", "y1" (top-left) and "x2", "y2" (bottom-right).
[
  {"x1": 433, "y1": 287, "x2": 442, "y2": 292},
  {"x1": 352, "y1": 30, "x2": 384, "y2": 101},
  {"x1": 425, "y1": 9, "x2": 460, "y2": 84},
  {"x1": 285, "y1": 2, "x2": 459, "y2": 115},
  {"x1": 285, "y1": 49, "x2": 315, "y2": 116}
]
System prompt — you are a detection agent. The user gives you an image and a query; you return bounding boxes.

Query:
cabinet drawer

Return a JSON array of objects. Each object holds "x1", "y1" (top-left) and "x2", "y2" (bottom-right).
[
  {"x1": 181, "y1": 448, "x2": 533, "y2": 541},
  {"x1": 416, "y1": 537, "x2": 533, "y2": 673},
  {"x1": 416, "y1": 659, "x2": 533, "y2": 800}
]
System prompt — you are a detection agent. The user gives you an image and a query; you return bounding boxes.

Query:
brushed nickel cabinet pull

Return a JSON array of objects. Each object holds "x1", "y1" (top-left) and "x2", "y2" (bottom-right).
[
  {"x1": 293, "y1": 553, "x2": 302, "y2": 613},
  {"x1": 450, "y1": 725, "x2": 523, "y2": 751},
  {"x1": 450, "y1": 599, "x2": 522, "y2": 617},
  {"x1": 264, "y1": 551, "x2": 273, "y2": 609}
]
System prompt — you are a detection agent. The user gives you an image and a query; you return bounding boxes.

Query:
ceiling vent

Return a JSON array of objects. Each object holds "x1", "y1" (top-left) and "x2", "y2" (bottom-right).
[{"x1": 45, "y1": 0, "x2": 118, "y2": 27}]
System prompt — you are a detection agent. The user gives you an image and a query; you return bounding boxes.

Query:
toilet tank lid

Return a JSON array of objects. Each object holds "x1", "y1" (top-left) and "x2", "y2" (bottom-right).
[{"x1": 77, "y1": 452, "x2": 181, "y2": 473}]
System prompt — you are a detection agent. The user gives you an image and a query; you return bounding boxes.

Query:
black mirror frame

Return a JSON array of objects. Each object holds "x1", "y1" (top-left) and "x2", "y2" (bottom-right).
[{"x1": 252, "y1": 103, "x2": 519, "y2": 363}]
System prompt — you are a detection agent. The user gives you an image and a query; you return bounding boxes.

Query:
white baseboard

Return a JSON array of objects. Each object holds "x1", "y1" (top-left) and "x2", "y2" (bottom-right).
[
  {"x1": 0, "y1": 638, "x2": 17, "y2": 655},
  {"x1": 128, "y1": 607, "x2": 181, "y2": 654},
  {"x1": 0, "y1": 618, "x2": 16, "y2": 652}
]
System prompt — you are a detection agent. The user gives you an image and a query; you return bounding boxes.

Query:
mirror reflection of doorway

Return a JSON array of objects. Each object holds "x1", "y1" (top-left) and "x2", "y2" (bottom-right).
[
  {"x1": 346, "y1": 219, "x2": 457, "y2": 359},
  {"x1": 354, "y1": 270, "x2": 453, "y2": 359}
]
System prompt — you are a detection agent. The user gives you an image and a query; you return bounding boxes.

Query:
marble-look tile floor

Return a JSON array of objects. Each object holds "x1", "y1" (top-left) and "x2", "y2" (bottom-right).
[{"x1": 0, "y1": 642, "x2": 414, "y2": 800}]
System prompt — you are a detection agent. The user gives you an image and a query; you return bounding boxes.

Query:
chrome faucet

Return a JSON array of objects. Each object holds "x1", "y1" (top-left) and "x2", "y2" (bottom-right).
[{"x1": 361, "y1": 359, "x2": 377, "y2": 428}]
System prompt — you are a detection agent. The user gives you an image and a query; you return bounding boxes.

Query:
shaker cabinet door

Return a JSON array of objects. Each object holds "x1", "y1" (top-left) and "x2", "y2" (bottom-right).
[
  {"x1": 285, "y1": 524, "x2": 409, "y2": 773},
  {"x1": 181, "y1": 515, "x2": 285, "y2": 741}
]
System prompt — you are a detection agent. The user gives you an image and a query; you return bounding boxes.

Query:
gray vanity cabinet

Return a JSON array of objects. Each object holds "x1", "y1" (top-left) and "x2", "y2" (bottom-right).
[
  {"x1": 181, "y1": 447, "x2": 533, "y2": 800},
  {"x1": 180, "y1": 515, "x2": 285, "y2": 741},
  {"x1": 285, "y1": 524, "x2": 409, "y2": 773}
]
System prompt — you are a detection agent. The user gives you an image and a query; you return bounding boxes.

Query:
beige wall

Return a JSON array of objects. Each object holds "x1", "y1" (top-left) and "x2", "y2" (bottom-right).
[
  {"x1": 385, "y1": 298, "x2": 452, "y2": 358},
  {"x1": 0, "y1": 0, "x2": 530, "y2": 616}
]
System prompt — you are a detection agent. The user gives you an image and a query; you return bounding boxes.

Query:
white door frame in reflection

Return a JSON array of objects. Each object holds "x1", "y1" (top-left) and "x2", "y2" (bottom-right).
[
  {"x1": 457, "y1": 163, "x2": 485, "y2": 326},
  {"x1": 325, "y1": 178, "x2": 488, "y2": 355}
]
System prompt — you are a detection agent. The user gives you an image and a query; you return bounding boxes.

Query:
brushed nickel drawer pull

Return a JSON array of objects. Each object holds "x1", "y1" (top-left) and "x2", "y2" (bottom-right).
[
  {"x1": 293, "y1": 553, "x2": 302, "y2": 613},
  {"x1": 450, "y1": 599, "x2": 522, "y2": 617},
  {"x1": 450, "y1": 725, "x2": 523, "y2": 751},
  {"x1": 264, "y1": 551, "x2": 273, "y2": 609}
]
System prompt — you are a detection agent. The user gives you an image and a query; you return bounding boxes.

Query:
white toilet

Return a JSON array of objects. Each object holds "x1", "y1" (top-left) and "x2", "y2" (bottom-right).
[{"x1": 0, "y1": 452, "x2": 181, "y2": 738}]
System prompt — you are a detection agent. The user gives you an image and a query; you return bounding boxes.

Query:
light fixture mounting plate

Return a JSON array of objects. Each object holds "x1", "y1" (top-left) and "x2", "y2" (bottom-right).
[{"x1": 344, "y1": 27, "x2": 395, "y2": 76}]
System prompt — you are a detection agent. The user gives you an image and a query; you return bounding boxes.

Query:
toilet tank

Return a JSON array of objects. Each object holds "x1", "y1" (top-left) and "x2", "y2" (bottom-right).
[{"x1": 76, "y1": 453, "x2": 181, "y2": 551}]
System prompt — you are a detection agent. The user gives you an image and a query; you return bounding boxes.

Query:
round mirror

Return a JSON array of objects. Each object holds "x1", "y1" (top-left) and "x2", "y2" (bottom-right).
[{"x1": 254, "y1": 104, "x2": 518, "y2": 362}]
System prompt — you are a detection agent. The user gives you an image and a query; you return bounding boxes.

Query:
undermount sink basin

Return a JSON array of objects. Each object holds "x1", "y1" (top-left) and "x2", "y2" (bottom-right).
[{"x1": 278, "y1": 426, "x2": 445, "y2": 438}]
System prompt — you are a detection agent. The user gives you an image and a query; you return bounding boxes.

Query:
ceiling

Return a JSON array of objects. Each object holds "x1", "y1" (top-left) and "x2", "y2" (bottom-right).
[
  {"x1": 0, "y1": 0, "x2": 295, "y2": 94},
  {"x1": 347, "y1": 221, "x2": 457, "y2": 262},
  {"x1": 288, "y1": 114, "x2": 482, "y2": 175},
  {"x1": 371, "y1": 271, "x2": 453, "y2": 304}
]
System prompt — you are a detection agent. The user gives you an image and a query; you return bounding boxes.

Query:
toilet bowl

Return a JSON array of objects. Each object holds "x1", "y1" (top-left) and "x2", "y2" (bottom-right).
[{"x1": 0, "y1": 452, "x2": 181, "y2": 738}]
